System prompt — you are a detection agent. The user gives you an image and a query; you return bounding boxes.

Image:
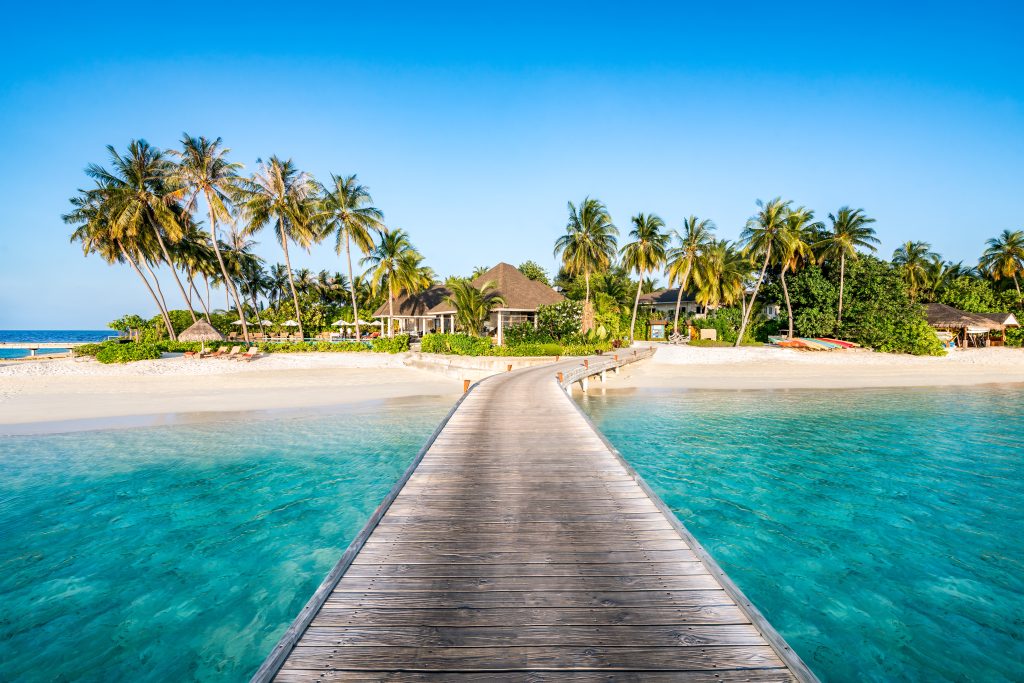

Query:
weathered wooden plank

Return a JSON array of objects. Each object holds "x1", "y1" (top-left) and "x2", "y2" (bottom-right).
[
  {"x1": 275, "y1": 671, "x2": 798, "y2": 682},
  {"x1": 350, "y1": 549, "x2": 699, "y2": 565},
  {"x1": 333, "y1": 573, "x2": 719, "y2": 593},
  {"x1": 341, "y1": 561, "x2": 710, "y2": 578},
  {"x1": 280, "y1": 645, "x2": 786, "y2": 671},
  {"x1": 321, "y1": 589, "x2": 730, "y2": 609},
  {"x1": 298, "y1": 624, "x2": 765, "y2": 647},
  {"x1": 365, "y1": 529, "x2": 683, "y2": 543},
  {"x1": 310, "y1": 605, "x2": 752, "y2": 628}
]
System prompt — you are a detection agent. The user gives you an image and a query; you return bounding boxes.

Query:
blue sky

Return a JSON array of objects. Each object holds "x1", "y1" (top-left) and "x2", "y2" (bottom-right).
[{"x1": 1, "y1": 1, "x2": 1021, "y2": 328}]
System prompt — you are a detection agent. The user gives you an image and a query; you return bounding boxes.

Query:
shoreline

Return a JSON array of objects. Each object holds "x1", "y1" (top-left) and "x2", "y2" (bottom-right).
[{"x1": 3, "y1": 346, "x2": 1023, "y2": 434}]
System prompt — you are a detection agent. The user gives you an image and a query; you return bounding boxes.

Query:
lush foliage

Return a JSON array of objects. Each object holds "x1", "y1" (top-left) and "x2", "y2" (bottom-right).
[
  {"x1": 91, "y1": 342, "x2": 163, "y2": 364},
  {"x1": 370, "y1": 334, "x2": 411, "y2": 353},
  {"x1": 420, "y1": 332, "x2": 608, "y2": 357},
  {"x1": 536, "y1": 300, "x2": 583, "y2": 340},
  {"x1": 517, "y1": 260, "x2": 550, "y2": 285},
  {"x1": 420, "y1": 333, "x2": 494, "y2": 355}
]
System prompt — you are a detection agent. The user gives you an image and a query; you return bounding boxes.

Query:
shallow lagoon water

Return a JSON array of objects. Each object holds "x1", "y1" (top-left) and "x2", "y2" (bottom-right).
[
  {"x1": 580, "y1": 384, "x2": 1024, "y2": 682},
  {"x1": 0, "y1": 397, "x2": 450, "y2": 681}
]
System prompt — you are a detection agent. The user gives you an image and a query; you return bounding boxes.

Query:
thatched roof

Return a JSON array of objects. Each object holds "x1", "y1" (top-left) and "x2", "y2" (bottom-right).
[
  {"x1": 373, "y1": 284, "x2": 452, "y2": 318},
  {"x1": 428, "y1": 263, "x2": 564, "y2": 314},
  {"x1": 978, "y1": 312, "x2": 1020, "y2": 327},
  {"x1": 639, "y1": 288, "x2": 697, "y2": 305},
  {"x1": 924, "y1": 303, "x2": 1006, "y2": 330},
  {"x1": 178, "y1": 319, "x2": 224, "y2": 341}
]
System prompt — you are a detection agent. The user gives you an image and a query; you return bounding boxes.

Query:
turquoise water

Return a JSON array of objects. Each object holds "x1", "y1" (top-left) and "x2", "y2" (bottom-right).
[
  {"x1": 580, "y1": 386, "x2": 1024, "y2": 682},
  {"x1": 0, "y1": 330, "x2": 109, "y2": 359},
  {"x1": 0, "y1": 398, "x2": 450, "y2": 682}
]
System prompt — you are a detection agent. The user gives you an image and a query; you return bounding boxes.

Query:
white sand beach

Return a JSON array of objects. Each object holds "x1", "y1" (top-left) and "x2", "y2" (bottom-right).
[
  {"x1": 0, "y1": 353, "x2": 462, "y2": 430},
  {"x1": 604, "y1": 343, "x2": 1024, "y2": 390}
]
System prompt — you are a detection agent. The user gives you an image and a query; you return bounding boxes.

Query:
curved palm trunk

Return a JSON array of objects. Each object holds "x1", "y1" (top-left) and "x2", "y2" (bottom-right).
[
  {"x1": 120, "y1": 243, "x2": 176, "y2": 340},
  {"x1": 388, "y1": 288, "x2": 396, "y2": 338},
  {"x1": 837, "y1": 253, "x2": 846, "y2": 327},
  {"x1": 672, "y1": 261, "x2": 692, "y2": 334},
  {"x1": 150, "y1": 227, "x2": 197, "y2": 324},
  {"x1": 584, "y1": 271, "x2": 591, "y2": 304},
  {"x1": 780, "y1": 263, "x2": 794, "y2": 338},
  {"x1": 344, "y1": 232, "x2": 362, "y2": 341},
  {"x1": 1013, "y1": 272, "x2": 1021, "y2": 295},
  {"x1": 735, "y1": 245, "x2": 771, "y2": 347},
  {"x1": 279, "y1": 230, "x2": 305, "y2": 339},
  {"x1": 187, "y1": 271, "x2": 212, "y2": 322},
  {"x1": 629, "y1": 268, "x2": 644, "y2": 342},
  {"x1": 139, "y1": 256, "x2": 177, "y2": 340},
  {"x1": 207, "y1": 209, "x2": 250, "y2": 342}
]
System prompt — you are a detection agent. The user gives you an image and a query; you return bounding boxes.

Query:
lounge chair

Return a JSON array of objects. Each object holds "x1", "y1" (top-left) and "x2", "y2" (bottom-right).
[
  {"x1": 239, "y1": 347, "x2": 261, "y2": 362},
  {"x1": 224, "y1": 345, "x2": 242, "y2": 359},
  {"x1": 206, "y1": 347, "x2": 225, "y2": 358}
]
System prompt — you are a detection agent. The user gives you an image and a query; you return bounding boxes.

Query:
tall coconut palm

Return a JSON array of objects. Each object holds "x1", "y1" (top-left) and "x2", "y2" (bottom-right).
[
  {"x1": 892, "y1": 240, "x2": 938, "y2": 300},
  {"x1": 234, "y1": 156, "x2": 320, "y2": 339},
  {"x1": 65, "y1": 186, "x2": 178, "y2": 338},
  {"x1": 735, "y1": 198, "x2": 791, "y2": 346},
  {"x1": 980, "y1": 229, "x2": 1024, "y2": 294},
  {"x1": 169, "y1": 134, "x2": 249, "y2": 340},
  {"x1": 318, "y1": 174, "x2": 385, "y2": 340},
  {"x1": 554, "y1": 197, "x2": 618, "y2": 305},
  {"x1": 777, "y1": 207, "x2": 822, "y2": 338},
  {"x1": 818, "y1": 207, "x2": 878, "y2": 325},
  {"x1": 173, "y1": 219, "x2": 217, "y2": 322},
  {"x1": 362, "y1": 229, "x2": 426, "y2": 337},
  {"x1": 446, "y1": 280, "x2": 505, "y2": 335},
  {"x1": 666, "y1": 216, "x2": 715, "y2": 333},
  {"x1": 86, "y1": 140, "x2": 196, "y2": 337},
  {"x1": 620, "y1": 213, "x2": 668, "y2": 342}
]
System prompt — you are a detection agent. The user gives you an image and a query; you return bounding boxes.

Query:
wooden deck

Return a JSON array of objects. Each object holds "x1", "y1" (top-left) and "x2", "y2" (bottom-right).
[{"x1": 253, "y1": 350, "x2": 817, "y2": 682}]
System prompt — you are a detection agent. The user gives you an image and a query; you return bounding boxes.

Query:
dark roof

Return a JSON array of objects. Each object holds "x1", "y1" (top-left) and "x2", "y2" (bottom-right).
[
  {"x1": 373, "y1": 284, "x2": 451, "y2": 318},
  {"x1": 428, "y1": 263, "x2": 564, "y2": 313},
  {"x1": 924, "y1": 303, "x2": 1007, "y2": 330},
  {"x1": 978, "y1": 312, "x2": 1020, "y2": 327},
  {"x1": 639, "y1": 288, "x2": 696, "y2": 305}
]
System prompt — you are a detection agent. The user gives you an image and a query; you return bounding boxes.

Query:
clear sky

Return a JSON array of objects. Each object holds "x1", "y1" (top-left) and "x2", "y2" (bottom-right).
[{"x1": 1, "y1": 1, "x2": 1021, "y2": 328}]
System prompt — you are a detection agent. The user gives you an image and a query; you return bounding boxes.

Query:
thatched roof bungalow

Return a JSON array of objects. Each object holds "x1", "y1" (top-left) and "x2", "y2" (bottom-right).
[{"x1": 924, "y1": 303, "x2": 1018, "y2": 347}]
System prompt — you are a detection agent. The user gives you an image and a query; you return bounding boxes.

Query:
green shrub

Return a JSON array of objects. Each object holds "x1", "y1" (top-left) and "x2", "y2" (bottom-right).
[
  {"x1": 489, "y1": 343, "x2": 565, "y2": 357},
  {"x1": 370, "y1": 334, "x2": 410, "y2": 353},
  {"x1": 562, "y1": 342, "x2": 612, "y2": 356},
  {"x1": 73, "y1": 342, "x2": 106, "y2": 357},
  {"x1": 421, "y1": 333, "x2": 494, "y2": 355},
  {"x1": 1005, "y1": 327, "x2": 1024, "y2": 348},
  {"x1": 154, "y1": 341, "x2": 204, "y2": 353},
  {"x1": 94, "y1": 343, "x2": 163, "y2": 364},
  {"x1": 537, "y1": 301, "x2": 583, "y2": 340},
  {"x1": 504, "y1": 323, "x2": 556, "y2": 346}
]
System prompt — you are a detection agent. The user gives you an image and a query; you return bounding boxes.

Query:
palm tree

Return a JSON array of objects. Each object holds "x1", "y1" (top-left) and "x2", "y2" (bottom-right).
[
  {"x1": 86, "y1": 140, "x2": 196, "y2": 338},
  {"x1": 735, "y1": 198, "x2": 791, "y2": 346},
  {"x1": 554, "y1": 197, "x2": 618, "y2": 305},
  {"x1": 362, "y1": 229, "x2": 426, "y2": 336},
  {"x1": 268, "y1": 264, "x2": 290, "y2": 307},
  {"x1": 446, "y1": 280, "x2": 505, "y2": 335},
  {"x1": 169, "y1": 134, "x2": 250, "y2": 340},
  {"x1": 471, "y1": 265, "x2": 491, "y2": 278},
  {"x1": 777, "y1": 207, "x2": 821, "y2": 338},
  {"x1": 980, "y1": 229, "x2": 1024, "y2": 294},
  {"x1": 692, "y1": 240, "x2": 747, "y2": 312},
  {"x1": 620, "y1": 213, "x2": 668, "y2": 342},
  {"x1": 666, "y1": 216, "x2": 715, "y2": 333},
  {"x1": 818, "y1": 207, "x2": 878, "y2": 325},
  {"x1": 65, "y1": 186, "x2": 178, "y2": 338},
  {"x1": 318, "y1": 174, "x2": 385, "y2": 340},
  {"x1": 234, "y1": 156, "x2": 320, "y2": 339},
  {"x1": 892, "y1": 240, "x2": 938, "y2": 300},
  {"x1": 173, "y1": 219, "x2": 217, "y2": 322}
]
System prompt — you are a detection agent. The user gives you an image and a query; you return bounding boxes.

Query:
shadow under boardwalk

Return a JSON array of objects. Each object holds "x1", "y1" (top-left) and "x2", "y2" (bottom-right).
[{"x1": 255, "y1": 352, "x2": 817, "y2": 682}]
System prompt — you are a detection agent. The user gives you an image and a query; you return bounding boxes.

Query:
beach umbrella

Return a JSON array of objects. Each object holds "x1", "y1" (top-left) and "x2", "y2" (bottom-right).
[
  {"x1": 260, "y1": 320, "x2": 274, "y2": 326},
  {"x1": 178, "y1": 319, "x2": 224, "y2": 354},
  {"x1": 333, "y1": 320, "x2": 353, "y2": 327},
  {"x1": 282, "y1": 320, "x2": 300, "y2": 327},
  {"x1": 230, "y1": 319, "x2": 253, "y2": 325},
  {"x1": 355, "y1": 319, "x2": 376, "y2": 326}
]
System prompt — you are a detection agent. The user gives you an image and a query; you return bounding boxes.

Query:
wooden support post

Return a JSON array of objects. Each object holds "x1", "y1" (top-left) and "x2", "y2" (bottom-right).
[
  {"x1": 463, "y1": 379, "x2": 470, "y2": 392},
  {"x1": 557, "y1": 372, "x2": 564, "y2": 383},
  {"x1": 600, "y1": 369, "x2": 606, "y2": 382},
  {"x1": 584, "y1": 359, "x2": 589, "y2": 369},
  {"x1": 580, "y1": 377, "x2": 589, "y2": 392},
  {"x1": 506, "y1": 364, "x2": 512, "y2": 372},
  {"x1": 613, "y1": 354, "x2": 618, "y2": 361}
]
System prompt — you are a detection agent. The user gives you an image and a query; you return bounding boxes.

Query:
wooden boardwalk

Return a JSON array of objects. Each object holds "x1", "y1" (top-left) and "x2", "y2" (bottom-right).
[{"x1": 254, "y1": 351, "x2": 817, "y2": 682}]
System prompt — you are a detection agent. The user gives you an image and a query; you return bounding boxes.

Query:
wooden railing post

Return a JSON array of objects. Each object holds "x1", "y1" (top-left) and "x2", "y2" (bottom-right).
[
  {"x1": 463, "y1": 379, "x2": 470, "y2": 392},
  {"x1": 557, "y1": 372, "x2": 564, "y2": 384}
]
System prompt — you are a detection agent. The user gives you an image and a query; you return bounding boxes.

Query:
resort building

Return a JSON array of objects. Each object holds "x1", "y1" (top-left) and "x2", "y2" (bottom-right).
[
  {"x1": 374, "y1": 262, "x2": 564, "y2": 344},
  {"x1": 924, "y1": 303, "x2": 1019, "y2": 347},
  {"x1": 638, "y1": 288, "x2": 703, "y2": 318}
]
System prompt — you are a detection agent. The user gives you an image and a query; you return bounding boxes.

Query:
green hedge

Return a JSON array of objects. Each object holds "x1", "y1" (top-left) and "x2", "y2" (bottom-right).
[
  {"x1": 420, "y1": 333, "x2": 611, "y2": 357},
  {"x1": 94, "y1": 343, "x2": 163, "y2": 364},
  {"x1": 257, "y1": 341, "x2": 371, "y2": 353},
  {"x1": 370, "y1": 335, "x2": 411, "y2": 353}
]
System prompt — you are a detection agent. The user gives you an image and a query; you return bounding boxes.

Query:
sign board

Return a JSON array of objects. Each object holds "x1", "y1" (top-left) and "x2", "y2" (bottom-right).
[{"x1": 699, "y1": 328, "x2": 717, "y2": 341}]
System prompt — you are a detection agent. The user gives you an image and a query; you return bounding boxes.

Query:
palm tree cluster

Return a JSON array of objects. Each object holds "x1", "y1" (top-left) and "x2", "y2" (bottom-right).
[
  {"x1": 65, "y1": 135, "x2": 435, "y2": 341},
  {"x1": 555, "y1": 194, "x2": 1022, "y2": 347}
]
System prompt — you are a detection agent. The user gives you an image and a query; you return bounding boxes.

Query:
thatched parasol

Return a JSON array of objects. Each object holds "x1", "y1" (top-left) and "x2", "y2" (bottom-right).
[{"x1": 178, "y1": 319, "x2": 224, "y2": 353}]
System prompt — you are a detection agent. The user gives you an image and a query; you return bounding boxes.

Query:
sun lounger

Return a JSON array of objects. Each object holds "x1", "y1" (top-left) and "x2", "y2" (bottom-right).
[
  {"x1": 206, "y1": 347, "x2": 225, "y2": 358},
  {"x1": 239, "y1": 347, "x2": 261, "y2": 362},
  {"x1": 224, "y1": 345, "x2": 242, "y2": 359}
]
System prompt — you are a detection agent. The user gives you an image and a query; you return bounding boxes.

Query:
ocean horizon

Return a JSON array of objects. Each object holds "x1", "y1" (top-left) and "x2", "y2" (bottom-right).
[{"x1": 0, "y1": 330, "x2": 112, "y2": 359}]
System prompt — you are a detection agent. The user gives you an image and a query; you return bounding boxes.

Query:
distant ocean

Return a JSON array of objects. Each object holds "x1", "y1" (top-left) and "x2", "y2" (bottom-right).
[{"x1": 0, "y1": 330, "x2": 111, "y2": 359}]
